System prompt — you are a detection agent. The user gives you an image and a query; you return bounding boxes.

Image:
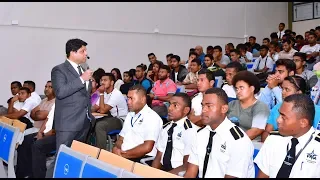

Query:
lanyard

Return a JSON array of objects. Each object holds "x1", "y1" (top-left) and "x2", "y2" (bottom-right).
[
  {"x1": 131, "y1": 114, "x2": 141, "y2": 127},
  {"x1": 287, "y1": 132, "x2": 315, "y2": 161}
]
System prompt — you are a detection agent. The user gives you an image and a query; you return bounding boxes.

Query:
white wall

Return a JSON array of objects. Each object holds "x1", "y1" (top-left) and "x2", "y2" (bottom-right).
[
  {"x1": 0, "y1": 2, "x2": 287, "y2": 106},
  {"x1": 293, "y1": 19, "x2": 320, "y2": 36}
]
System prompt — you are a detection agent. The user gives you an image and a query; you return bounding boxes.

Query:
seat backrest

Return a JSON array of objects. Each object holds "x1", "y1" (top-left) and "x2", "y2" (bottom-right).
[
  {"x1": 53, "y1": 144, "x2": 88, "y2": 178},
  {"x1": 71, "y1": 140, "x2": 100, "y2": 158},
  {"x1": 214, "y1": 76, "x2": 223, "y2": 88},
  {"x1": 120, "y1": 169, "x2": 143, "y2": 178},
  {"x1": 0, "y1": 124, "x2": 19, "y2": 163},
  {"x1": 12, "y1": 120, "x2": 26, "y2": 133},
  {"x1": 0, "y1": 117, "x2": 13, "y2": 125},
  {"x1": 246, "y1": 62, "x2": 255, "y2": 72},
  {"x1": 98, "y1": 149, "x2": 134, "y2": 172},
  {"x1": 132, "y1": 162, "x2": 182, "y2": 178},
  {"x1": 228, "y1": 97, "x2": 237, "y2": 103},
  {"x1": 80, "y1": 156, "x2": 123, "y2": 178}
]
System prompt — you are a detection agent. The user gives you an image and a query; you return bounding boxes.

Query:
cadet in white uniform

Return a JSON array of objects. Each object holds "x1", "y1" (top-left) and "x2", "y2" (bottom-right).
[
  {"x1": 152, "y1": 93, "x2": 197, "y2": 175},
  {"x1": 255, "y1": 94, "x2": 320, "y2": 178},
  {"x1": 184, "y1": 88, "x2": 255, "y2": 178},
  {"x1": 112, "y1": 85, "x2": 163, "y2": 165},
  {"x1": 189, "y1": 69, "x2": 215, "y2": 129}
]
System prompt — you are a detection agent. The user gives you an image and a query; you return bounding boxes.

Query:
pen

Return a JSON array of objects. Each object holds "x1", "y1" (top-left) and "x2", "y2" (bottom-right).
[{"x1": 300, "y1": 161, "x2": 304, "y2": 170}]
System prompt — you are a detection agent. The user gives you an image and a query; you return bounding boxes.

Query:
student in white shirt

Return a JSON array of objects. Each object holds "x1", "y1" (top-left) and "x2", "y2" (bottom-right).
[
  {"x1": 278, "y1": 39, "x2": 297, "y2": 60},
  {"x1": 255, "y1": 94, "x2": 320, "y2": 178},
  {"x1": 253, "y1": 45, "x2": 274, "y2": 73},
  {"x1": 222, "y1": 62, "x2": 244, "y2": 99},
  {"x1": 23, "y1": 80, "x2": 42, "y2": 104},
  {"x1": 112, "y1": 85, "x2": 162, "y2": 165},
  {"x1": 188, "y1": 69, "x2": 215, "y2": 129},
  {"x1": 300, "y1": 32, "x2": 320, "y2": 71},
  {"x1": 5, "y1": 87, "x2": 39, "y2": 129},
  {"x1": 152, "y1": 93, "x2": 197, "y2": 175},
  {"x1": 268, "y1": 41, "x2": 280, "y2": 62},
  {"x1": 184, "y1": 88, "x2": 254, "y2": 178},
  {"x1": 294, "y1": 52, "x2": 318, "y2": 89},
  {"x1": 111, "y1": 68, "x2": 124, "y2": 90},
  {"x1": 93, "y1": 73, "x2": 128, "y2": 149}
]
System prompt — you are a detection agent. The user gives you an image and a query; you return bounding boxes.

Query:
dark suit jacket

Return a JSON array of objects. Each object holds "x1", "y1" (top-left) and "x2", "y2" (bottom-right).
[
  {"x1": 51, "y1": 60, "x2": 94, "y2": 132},
  {"x1": 170, "y1": 65, "x2": 188, "y2": 83}
]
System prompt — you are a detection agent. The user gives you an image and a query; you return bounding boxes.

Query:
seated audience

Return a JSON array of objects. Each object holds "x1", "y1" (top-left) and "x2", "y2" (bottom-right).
[
  {"x1": 5, "y1": 87, "x2": 39, "y2": 129},
  {"x1": 277, "y1": 23, "x2": 285, "y2": 39},
  {"x1": 150, "y1": 65, "x2": 177, "y2": 118},
  {"x1": 112, "y1": 85, "x2": 162, "y2": 165},
  {"x1": 259, "y1": 59, "x2": 296, "y2": 109},
  {"x1": 166, "y1": 53, "x2": 173, "y2": 70},
  {"x1": 111, "y1": 68, "x2": 124, "y2": 90},
  {"x1": 206, "y1": 45, "x2": 214, "y2": 56},
  {"x1": 92, "y1": 73, "x2": 128, "y2": 149},
  {"x1": 237, "y1": 43, "x2": 253, "y2": 62},
  {"x1": 294, "y1": 35, "x2": 306, "y2": 51},
  {"x1": 261, "y1": 76, "x2": 320, "y2": 142},
  {"x1": 195, "y1": 45, "x2": 205, "y2": 65},
  {"x1": 228, "y1": 71, "x2": 270, "y2": 141},
  {"x1": 225, "y1": 43, "x2": 235, "y2": 59},
  {"x1": 7, "y1": 81, "x2": 22, "y2": 104},
  {"x1": 278, "y1": 39, "x2": 297, "y2": 60},
  {"x1": 170, "y1": 55, "x2": 188, "y2": 83},
  {"x1": 178, "y1": 59, "x2": 201, "y2": 89},
  {"x1": 222, "y1": 62, "x2": 244, "y2": 98},
  {"x1": 184, "y1": 88, "x2": 254, "y2": 178},
  {"x1": 268, "y1": 41, "x2": 280, "y2": 62},
  {"x1": 147, "y1": 52, "x2": 162, "y2": 71},
  {"x1": 253, "y1": 45, "x2": 274, "y2": 73},
  {"x1": 249, "y1": 36, "x2": 261, "y2": 53},
  {"x1": 229, "y1": 49, "x2": 247, "y2": 69},
  {"x1": 299, "y1": 32, "x2": 320, "y2": 70},
  {"x1": 120, "y1": 70, "x2": 135, "y2": 95},
  {"x1": 255, "y1": 94, "x2": 320, "y2": 178},
  {"x1": 147, "y1": 61, "x2": 161, "y2": 82},
  {"x1": 293, "y1": 52, "x2": 318, "y2": 92},
  {"x1": 188, "y1": 69, "x2": 215, "y2": 128},
  {"x1": 16, "y1": 103, "x2": 56, "y2": 178},
  {"x1": 23, "y1": 80, "x2": 42, "y2": 104},
  {"x1": 152, "y1": 93, "x2": 196, "y2": 175},
  {"x1": 203, "y1": 54, "x2": 214, "y2": 68},
  {"x1": 212, "y1": 45, "x2": 230, "y2": 69},
  {"x1": 185, "y1": 52, "x2": 197, "y2": 70},
  {"x1": 262, "y1": 38, "x2": 270, "y2": 47},
  {"x1": 133, "y1": 64, "x2": 153, "y2": 94}
]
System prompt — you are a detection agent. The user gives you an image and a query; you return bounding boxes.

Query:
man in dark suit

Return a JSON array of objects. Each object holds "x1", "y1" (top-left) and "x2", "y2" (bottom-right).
[{"x1": 51, "y1": 38, "x2": 94, "y2": 151}]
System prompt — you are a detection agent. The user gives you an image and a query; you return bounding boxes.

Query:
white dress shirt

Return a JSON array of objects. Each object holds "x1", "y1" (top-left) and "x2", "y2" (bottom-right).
[{"x1": 67, "y1": 59, "x2": 89, "y2": 90}]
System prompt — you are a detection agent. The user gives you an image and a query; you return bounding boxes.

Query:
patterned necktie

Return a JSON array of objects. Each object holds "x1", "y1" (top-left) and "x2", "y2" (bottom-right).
[
  {"x1": 203, "y1": 131, "x2": 216, "y2": 178},
  {"x1": 276, "y1": 138, "x2": 299, "y2": 178},
  {"x1": 77, "y1": 65, "x2": 83, "y2": 76},
  {"x1": 162, "y1": 123, "x2": 177, "y2": 171}
]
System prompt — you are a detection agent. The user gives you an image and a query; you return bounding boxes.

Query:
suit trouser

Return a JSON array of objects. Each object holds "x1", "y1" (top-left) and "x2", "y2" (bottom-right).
[
  {"x1": 46, "y1": 119, "x2": 90, "y2": 178},
  {"x1": 95, "y1": 116, "x2": 123, "y2": 149},
  {"x1": 15, "y1": 133, "x2": 56, "y2": 178}
]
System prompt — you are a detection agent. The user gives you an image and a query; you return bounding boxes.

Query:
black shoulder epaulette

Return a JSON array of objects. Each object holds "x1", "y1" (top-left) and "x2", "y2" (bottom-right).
[
  {"x1": 269, "y1": 131, "x2": 282, "y2": 136},
  {"x1": 315, "y1": 133, "x2": 320, "y2": 142},
  {"x1": 197, "y1": 126, "x2": 205, "y2": 132},
  {"x1": 193, "y1": 93, "x2": 200, "y2": 99},
  {"x1": 230, "y1": 126, "x2": 244, "y2": 140},
  {"x1": 184, "y1": 119, "x2": 193, "y2": 130},
  {"x1": 163, "y1": 122, "x2": 170, "y2": 129}
]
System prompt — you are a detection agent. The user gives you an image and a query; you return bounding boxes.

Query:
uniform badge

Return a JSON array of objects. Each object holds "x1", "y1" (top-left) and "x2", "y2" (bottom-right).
[
  {"x1": 138, "y1": 118, "x2": 143, "y2": 125},
  {"x1": 176, "y1": 132, "x2": 182, "y2": 140},
  {"x1": 306, "y1": 150, "x2": 317, "y2": 164},
  {"x1": 220, "y1": 142, "x2": 226, "y2": 153}
]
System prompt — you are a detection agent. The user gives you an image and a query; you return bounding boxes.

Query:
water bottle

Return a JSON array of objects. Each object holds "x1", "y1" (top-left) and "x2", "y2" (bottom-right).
[
  {"x1": 311, "y1": 86, "x2": 320, "y2": 105},
  {"x1": 229, "y1": 117, "x2": 240, "y2": 126}
]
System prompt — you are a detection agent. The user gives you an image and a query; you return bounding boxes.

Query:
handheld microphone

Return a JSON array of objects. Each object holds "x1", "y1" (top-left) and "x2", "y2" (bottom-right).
[{"x1": 86, "y1": 55, "x2": 90, "y2": 59}]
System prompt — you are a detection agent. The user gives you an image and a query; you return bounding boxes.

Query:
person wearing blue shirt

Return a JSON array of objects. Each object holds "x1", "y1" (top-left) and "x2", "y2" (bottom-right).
[
  {"x1": 261, "y1": 76, "x2": 320, "y2": 142},
  {"x1": 195, "y1": 45, "x2": 206, "y2": 65},
  {"x1": 259, "y1": 59, "x2": 296, "y2": 109}
]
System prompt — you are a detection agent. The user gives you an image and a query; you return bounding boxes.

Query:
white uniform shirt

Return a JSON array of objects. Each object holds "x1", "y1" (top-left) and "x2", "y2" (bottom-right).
[
  {"x1": 30, "y1": 92, "x2": 42, "y2": 105},
  {"x1": 119, "y1": 104, "x2": 163, "y2": 157},
  {"x1": 156, "y1": 117, "x2": 197, "y2": 168},
  {"x1": 254, "y1": 127, "x2": 320, "y2": 178},
  {"x1": 222, "y1": 84, "x2": 236, "y2": 98},
  {"x1": 44, "y1": 103, "x2": 55, "y2": 133},
  {"x1": 188, "y1": 118, "x2": 255, "y2": 178},
  {"x1": 95, "y1": 88, "x2": 128, "y2": 119},
  {"x1": 253, "y1": 55, "x2": 274, "y2": 73},
  {"x1": 21, "y1": 97, "x2": 40, "y2": 123},
  {"x1": 191, "y1": 92, "x2": 203, "y2": 130}
]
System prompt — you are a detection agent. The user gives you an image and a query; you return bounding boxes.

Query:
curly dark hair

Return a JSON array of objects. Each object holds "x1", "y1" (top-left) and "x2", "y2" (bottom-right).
[{"x1": 232, "y1": 71, "x2": 261, "y2": 94}]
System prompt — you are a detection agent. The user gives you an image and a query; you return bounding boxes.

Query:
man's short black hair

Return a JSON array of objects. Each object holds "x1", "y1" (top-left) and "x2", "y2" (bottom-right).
[
  {"x1": 293, "y1": 52, "x2": 307, "y2": 62},
  {"x1": 249, "y1": 36, "x2": 256, "y2": 40},
  {"x1": 276, "y1": 59, "x2": 296, "y2": 74},
  {"x1": 260, "y1": 45, "x2": 269, "y2": 51},
  {"x1": 204, "y1": 88, "x2": 228, "y2": 105},
  {"x1": 173, "y1": 93, "x2": 192, "y2": 114},
  {"x1": 226, "y1": 43, "x2": 234, "y2": 49},
  {"x1": 171, "y1": 55, "x2": 181, "y2": 62},
  {"x1": 24, "y1": 80, "x2": 36, "y2": 91},
  {"x1": 129, "y1": 84, "x2": 147, "y2": 97},
  {"x1": 148, "y1": 53, "x2": 155, "y2": 57},
  {"x1": 189, "y1": 51, "x2": 198, "y2": 57},
  {"x1": 207, "y1": 45, "x2": 214, "y2": 51},
  {"x1": 213, "y1": 46, "x2": 222, "y2": 52},
  {"x1": 283, "y1": 94, "x2": 315, "y2": 126},
  {"x1": 270, "y1": 41, "x2": 279, "y2": 47},
  {"x1": 198, "y1": 68, "x2": 215, "y2": 82},
  {"x1": 166, "y1": 53, "x2": 173, "y2": 58},
  {"x1": 11, "y1": 81, "x2": 22, "y2": 87},
  {"x1": 160, "y1": 65, "x2": 171, "y2": 73},
  {"x1": 20, "y1": 87, "x2": 31, "y2": 94},
  {"x1": 232, "y1": 71, "x2": 261, "y2": 94},
  {"x1": 66, "y1": 38, "x2": 87, "y2": 58},
  {"x1": 270, "y1": 32, "x2": 278, "y2": 39},
  {"x1": 282, "y1": 39, "x2": 292, "y2": 45},
  {"x1": 226, "y1": 61, "x2": 244, "y2": 72},
  {"x1": 279, "y1": 22, "x2": 285, "y2": 26},
  {"x1": 308, "y1": 32, "x2": 317, "y2": 38},
  {"x1": 191, "y1": 59, "x2": 201, "y2": 66},
  {"x1": 102, "y1": 73, "x2": 116, "y2": 83},
  {"x1": 230, "y1": 49, "x2": 240, "y2": 55},
  {"x1": 263, "y1": 38, "x2": 270, "y2": 42},
  {"x1": 295, "y1": 35, "x2": 304, "y2": 40}
]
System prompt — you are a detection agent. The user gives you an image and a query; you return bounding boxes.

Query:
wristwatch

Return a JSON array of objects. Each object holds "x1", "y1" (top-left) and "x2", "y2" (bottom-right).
[{"x1": 99, "y1": 93, "x2": 104, "y2": 96}]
